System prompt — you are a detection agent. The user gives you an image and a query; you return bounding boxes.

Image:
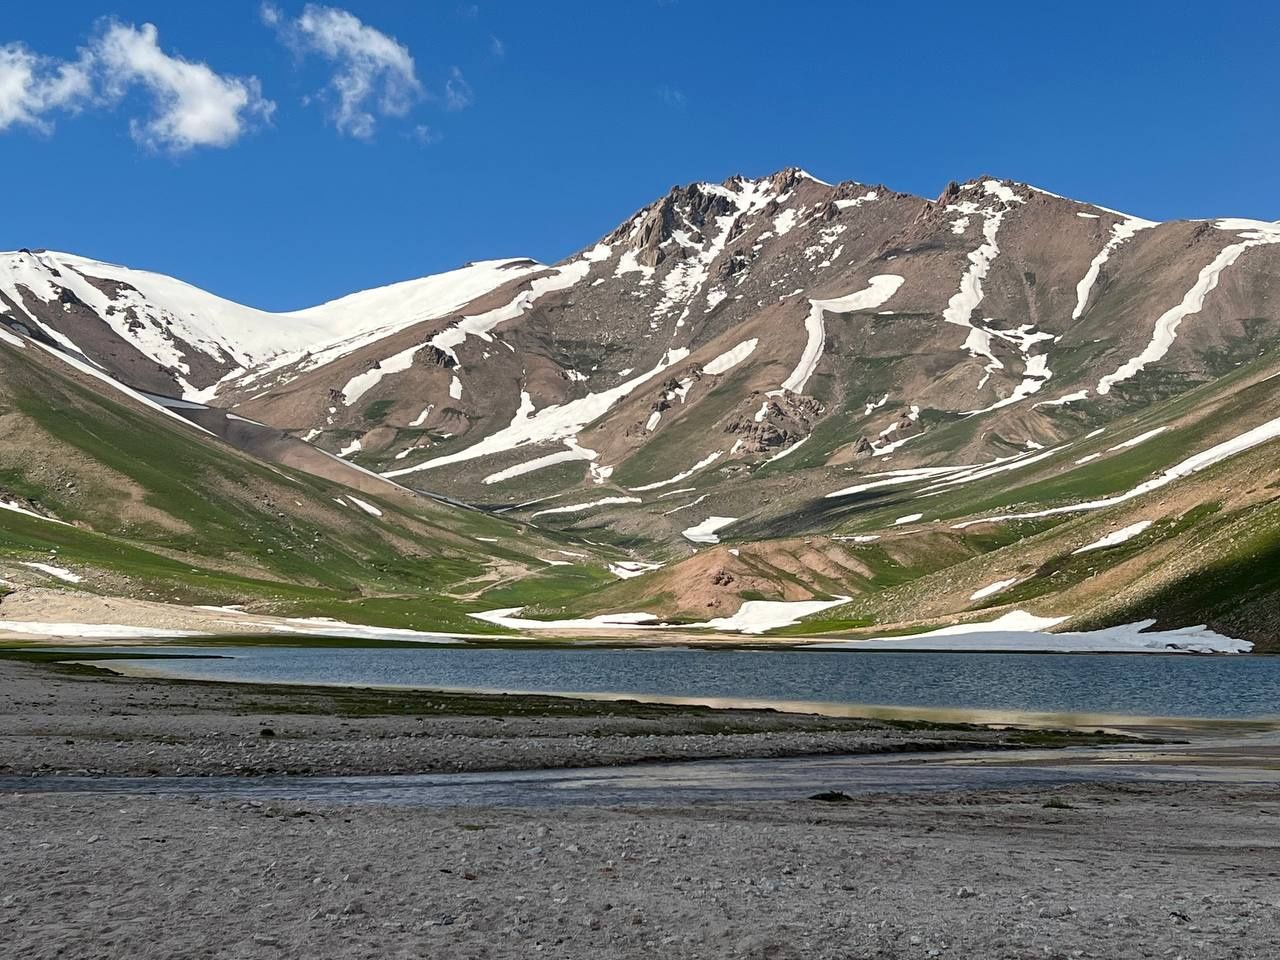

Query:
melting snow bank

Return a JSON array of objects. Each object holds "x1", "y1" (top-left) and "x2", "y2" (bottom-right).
[
  {"x1": 470, "y1": 596, "x2": 852, "y2": 635},
  {"x1": 254, "y1": 618, "x2": 468, "y2": 643},
  {"x1": 778, "y1": 275, "x2": 904, "y2": 394},
  {"x1": 631, "y1": 451, "x2": 723, "y2": 492},
  {"x1": 1097, "y1": 219, "x2": 1280, "y2": 395},
  {"x1": 702, "y1": 338, "x2": 758, "y2": 375},
  {"x1": 682, "y1": 516, "x2": 738, "y2": 544},
  {"x1": 608, "y1": 560, "x2": 664, "y2": 580},
  {"x1": 969, "y1": 578, "x2": 1019, "y2": 601},
  {"x1": 1, "y1": 500, "x2": 71, "y2": 525},
  {"x1": 690, "y1": 596, "x2": 852, "y2": 635},
  {"x1": 807, "y1": 611, "x2": 1251, "y2": 654},
  {"x1": 0, "y1": 622, "x2": 208, "y2": 640},
  {"x1": 953, "y1": 413, "x2": 1280, "y2": 527},
  {"x1": 529, "y1": 496, "x2": 640, "y2": 519},
  {"x1": 469, "y1": 609, "x2": 661, "y2": 631},
  {"x1": 0, "y1": 615, "x2": 472, "y2": 644},
  {"x1": 1073, "y1": 520, "x2": 1153, "y2": 554},
  {"x1": 384, "y1": 347, "x2": 691, "y2": 478},
  {"x1": 19, "y1": 562, "x2": 83, "y2": 583},
  {"x1": 1073, "y1": 216, "x2": 1158, "y2": 319}
]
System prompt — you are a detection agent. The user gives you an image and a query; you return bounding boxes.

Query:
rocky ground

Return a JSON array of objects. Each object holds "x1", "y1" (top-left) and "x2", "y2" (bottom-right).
[
  {"x1": 0, "y1": 657, "x2": 1047, "y2": 778},
  {"x1": 3, "y1": 783, "x2": 1277, "y2": 959}
]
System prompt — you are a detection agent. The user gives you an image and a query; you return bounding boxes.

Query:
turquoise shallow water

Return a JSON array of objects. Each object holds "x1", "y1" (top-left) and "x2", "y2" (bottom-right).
[{"x1": 83, "y1": 644, "x2": 1280, "y2": 721}]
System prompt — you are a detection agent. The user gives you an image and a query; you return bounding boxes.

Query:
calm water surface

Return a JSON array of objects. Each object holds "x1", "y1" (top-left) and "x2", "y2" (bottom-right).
[{"x1": 85, "y1": 644, "x2": 1280, "y2": 721}]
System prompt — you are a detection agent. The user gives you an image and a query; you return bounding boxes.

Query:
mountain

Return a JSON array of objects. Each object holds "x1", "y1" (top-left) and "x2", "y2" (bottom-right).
[{"x1": 3, "y1": 168, "x2": 1280, "y2": 648}]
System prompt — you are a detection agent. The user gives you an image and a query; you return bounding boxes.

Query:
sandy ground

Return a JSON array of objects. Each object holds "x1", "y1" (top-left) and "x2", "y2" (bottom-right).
[
  {"x1": 0, "y1": 659, "x2": 1028, "y2": 778},
  {"x1": 3, "y1": 783, "x2": 1277, "y2": 959}
]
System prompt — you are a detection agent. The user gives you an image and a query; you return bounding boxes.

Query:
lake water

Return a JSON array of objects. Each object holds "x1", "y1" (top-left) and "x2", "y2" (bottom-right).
[
  {"x1": 9, "y1": 746, "x2": 1279, "y2": 806},
  {"x1": 84, "y1": 644, "x2": 1280, "y2": 722}
]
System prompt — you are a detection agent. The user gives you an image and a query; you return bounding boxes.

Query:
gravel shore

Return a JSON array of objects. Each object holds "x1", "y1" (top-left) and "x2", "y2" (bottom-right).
[
  {"x1": 0, "y1": 657, "x2": 1071, "y2": 778},
  {"x1": 4, "y1": 783, "x2": 1278, "y2": 959}
]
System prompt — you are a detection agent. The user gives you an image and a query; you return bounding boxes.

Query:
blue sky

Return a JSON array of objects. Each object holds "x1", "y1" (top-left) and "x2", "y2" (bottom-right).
[{"x1": 4, "y1": 1, "x2": 1277, "y2": 310}]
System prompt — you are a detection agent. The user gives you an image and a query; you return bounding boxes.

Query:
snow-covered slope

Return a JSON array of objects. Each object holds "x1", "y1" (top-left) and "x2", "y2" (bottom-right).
[{"x1": 0, "y1": 249, "x2": 541, "y2": 399}]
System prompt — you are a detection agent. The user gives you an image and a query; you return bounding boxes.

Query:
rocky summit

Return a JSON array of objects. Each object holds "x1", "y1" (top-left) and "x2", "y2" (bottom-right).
[{"x1": 3, "y1": 167, "x2": 1280, "y2": 647}]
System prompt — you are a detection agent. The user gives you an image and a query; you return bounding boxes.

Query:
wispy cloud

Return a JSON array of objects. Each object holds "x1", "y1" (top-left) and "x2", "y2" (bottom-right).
[
  {"x1": 411, "y1": 123, "x2": 441, "y2": 145},
  {"x1": 657, "y1": 84, "x2": 686, "y2": 109},
  {"x1": 264, "y1": 2, "x2": 422, "y2": 138},
  {"x1": 489, "y1": 35, "x2": 506, "y2": 58},
  {"x1": 0, "y1": 22, "x2": 272, "y2": 151},
  {"x1": 444, "y1": 66, "x2": 472, "y2": 111}
]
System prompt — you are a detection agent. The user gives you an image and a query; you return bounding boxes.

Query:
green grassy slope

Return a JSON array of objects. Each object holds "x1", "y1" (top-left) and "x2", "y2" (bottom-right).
[{"x1": 0, "y1": 343, "x2": 628, "y2": 631}]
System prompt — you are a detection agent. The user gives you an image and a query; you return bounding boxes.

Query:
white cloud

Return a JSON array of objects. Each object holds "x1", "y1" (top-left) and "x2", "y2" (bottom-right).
[
  {"x1": 95, "y1": 22, "x2": 274, "y2": 151},
  {"x1": 0, "y1": 42, "x2": 93, "y2": 133},
  {"x1": 0, "y1": 24, "x2": 272, "y2": 152},
  {"x1": 266, "y1": 2, "x2": 422, "y2": 138}
]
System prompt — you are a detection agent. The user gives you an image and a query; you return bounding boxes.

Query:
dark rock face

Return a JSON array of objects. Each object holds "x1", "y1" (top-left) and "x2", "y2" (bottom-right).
[
  {"x1": 724, "y1": 393, "x2": 825, "y2": 454},
  {"x1": 621, "y1": 184, "x2": 739, "y2": 270},
  {"x1": 419, "y1": 345, "x2": 456, "y2": 369}
]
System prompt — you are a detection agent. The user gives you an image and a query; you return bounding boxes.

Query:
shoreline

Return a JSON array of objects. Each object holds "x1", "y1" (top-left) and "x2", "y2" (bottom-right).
[{"x1": 0, "y1": 653, "x2": 1140, "y2": 781}]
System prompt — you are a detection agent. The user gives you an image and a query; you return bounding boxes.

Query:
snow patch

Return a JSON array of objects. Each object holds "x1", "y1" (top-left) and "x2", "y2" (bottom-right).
[
  {"x1": 692, "y1": 596, "x2": 852, "y2": 635},
  {"x1": 1098, "y1": 221, "x2": 1280, "y2": 394},
  {"x1": 809, "y1": 613, "x2": 1248, "y2": 654},
  {"x1": 608, "y1": 560, "x2": 664, "y2": 580},
  {"x1": 969, "y1": 578, "x2": 1019, "y2": 601},
  {"x1": 20, "y1": 562, "x2": 82, "y2": 583},
  {"x1": 779, "y1": 275, "x2": 904, "y2": 395},
  {"x1": 0, "y1": 500, "x2": 70, "y2": 526},
  {"x1": 763, "y1": 436, "x2": 809, "y2": 465},
  {"x1": 1073, "y1": 216, "x2": 1158, "y2": 320},
  {"x1": 631, "y1": 451, "x2": 723, "y2": 492},
  {"x1": 1072, "y1": 520, "x2": 1153, "y2": 554},
  {"x1": 470, "y1": 609, "x2": 660, "y2": 630},
  {"x1": 955, "y1": 414, "x2": 1280, "y2": 527},
  {"x1": 481, "y1": 445, "x2": 596, "y2": 488},
  {"x1": 346, "y1": 496, "x2": 383, "y2": 517},
  {"x1": 529, "y1": 496, "x2": 640, "y2": 519},
  {"x1": 682, "y1": 515, "x2": 737, "y2": 544},
  {"x1": 702, "y1": 338, "x2": 758, "y2": 375},
  {"x1": 384, "y1": 348, "x2": 690, "y2": 478},
  {"x1": 1110, "y1": 427, "x2": 1167, "y2": 451}
]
